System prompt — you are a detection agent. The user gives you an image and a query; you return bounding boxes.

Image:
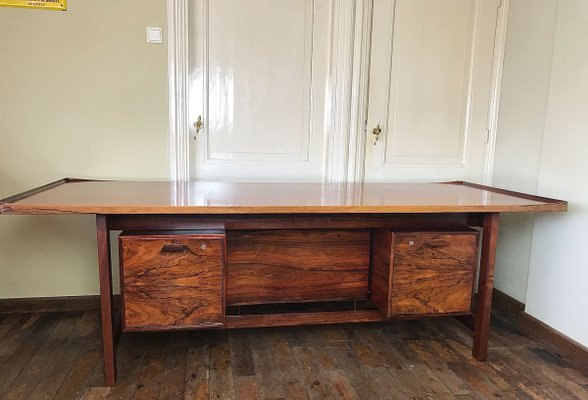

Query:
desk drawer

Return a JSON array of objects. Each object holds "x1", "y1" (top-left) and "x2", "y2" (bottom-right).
[
  {"x1": 370, "y1": 229, "x2": 478, "y2": 317},
  {"x1": 120, "y1": 232, "x2": 225, "y2": 331}
]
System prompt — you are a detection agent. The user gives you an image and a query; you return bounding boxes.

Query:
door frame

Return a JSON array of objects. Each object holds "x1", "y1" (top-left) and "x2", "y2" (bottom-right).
[
  {"x1": 168, "y1": 0, "x2": 190, "y2": 182},
  {"x1": 483, "y1": 0, "x2": 510, "y2": 185},
  {"x1": 167, "y1": 0, "x2": 509, "y2": 185}
]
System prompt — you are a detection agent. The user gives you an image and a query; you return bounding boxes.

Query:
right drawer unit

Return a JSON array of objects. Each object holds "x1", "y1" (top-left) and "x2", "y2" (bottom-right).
[{"x1": 370, "y1": 229, "x2": 479, "y2": 318}]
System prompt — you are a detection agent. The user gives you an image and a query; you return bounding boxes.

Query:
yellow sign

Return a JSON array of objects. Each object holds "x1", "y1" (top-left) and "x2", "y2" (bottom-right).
[{"x1": 0, "y1": 0, "x2": 66, "y2": 11}]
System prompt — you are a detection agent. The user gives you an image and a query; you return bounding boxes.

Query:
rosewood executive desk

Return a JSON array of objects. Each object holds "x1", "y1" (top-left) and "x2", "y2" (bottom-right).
[{"x1": 0, "y1": 179, "x2": 567, "y2": 386}]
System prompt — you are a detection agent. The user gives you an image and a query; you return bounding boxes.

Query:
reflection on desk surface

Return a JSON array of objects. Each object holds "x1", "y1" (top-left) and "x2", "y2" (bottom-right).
[{"x1": 0, "y1": 179, "x2": 568, "y2": 215}]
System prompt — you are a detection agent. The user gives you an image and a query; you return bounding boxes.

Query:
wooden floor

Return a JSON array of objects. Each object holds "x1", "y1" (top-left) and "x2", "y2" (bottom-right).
[{"x1": 0, "y1": 309, "x2": 586, "y2": 400}]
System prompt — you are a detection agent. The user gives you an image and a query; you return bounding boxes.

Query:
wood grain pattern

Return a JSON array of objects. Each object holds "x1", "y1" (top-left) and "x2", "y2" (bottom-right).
[
  {"x1": 370, "y1": 229, "x2": 478, "y2": 318},
  {"x1": 226, "y1": 230, "x2": 370, "y2": 305},
  {"x1": 458, "y1": 181, "x2": 568, "y2": 207},
  {"x1": 225, "y1": 310, "x2": 387, "y2": 329},
  {"x1": 108, "y1": 213, "x2": 478, "y2": 231},
  {"x1": 0, "y1": 295, "x2": 101, "y2": 314},
  {"x1": 0, "y1": 178, "x2": 69, "y2": 204},
  {"x1": 390, "y1": 231, "x2": 478, "y2": 316},
  {"x1": 473, "y1": 213, "x2": 499, "y2": 361},
  {"x1": 0, "y1": 179, "x2": 568, "y2": 215},
  {"x1": 492, "y1": 289, "x2": 588, "y2": 376},
  {"x1": 3, "y1": 310, "x2": 587, "y2": 400},
  {"x1": 0, "y1": 180, "x2": 569, "y2": 388},
  {"x1": 368, "y1": 229, "x2": 394, "y2": 315},
  {"x1": 96, "y1": 215, "x2": 117, "y2": 386},
  {"x1": 120, "y1": 233, "x2": 226, "y2": 331}
]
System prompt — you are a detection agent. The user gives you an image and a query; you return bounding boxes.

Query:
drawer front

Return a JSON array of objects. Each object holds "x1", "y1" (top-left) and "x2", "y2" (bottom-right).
[
  {"x1": 120, "y1": 234, "x2": 225, "y2": 330},
  {"x1": 390, "y1": 232, "x2": 478, "y2": 316},
  {"x1": 226, "y1": 230, "x2": 370, "y2": 305}
]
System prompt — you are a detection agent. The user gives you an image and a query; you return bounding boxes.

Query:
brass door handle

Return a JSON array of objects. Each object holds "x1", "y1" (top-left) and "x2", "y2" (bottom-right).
[
  {"x1": 372, "y1": 123, "x2": 382, "y2": 145},
  {"x1": 193, "y1": 115, "x2": 203, "y2": 133}
]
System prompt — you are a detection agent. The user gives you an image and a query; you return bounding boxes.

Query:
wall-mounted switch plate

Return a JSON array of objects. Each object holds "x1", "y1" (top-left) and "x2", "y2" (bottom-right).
[{"x1": 146, "y1": 27, "x2": 163, "y2": 44}]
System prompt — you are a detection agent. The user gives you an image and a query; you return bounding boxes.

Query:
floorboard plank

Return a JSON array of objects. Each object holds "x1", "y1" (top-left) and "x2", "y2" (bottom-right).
[
  {"x1": 209, "y1": 330, "x2": 236, "y2": 400},
  {"x1": 248, "y1": 329, "x2": 287, "y2": 400},
  {"x1": 105, "y1": 334, "x2": 147, "y2": 400},
  {"x1": 0, "y1": 312, "x2": 584, "y2": 400},
  {"x1": 0, "y1": 313, "x2": 62, "y2": 398},
  {"x1": 79, "y1": 386, "x2": 111, "y2": 400},
  {"x1": 158, "y1": 344, "x2": 187, "y2": 400},
  {"x1": 376, "y1": 326, "x2": 456, "y2": 398},
  {"x1": 183, "y1": 331, "x2": 210, "y2": 400},
  {"x1": 267, "y1": 329, "x2": 310, "y2": 400},
  {"x1": 130, "y1": 333, "x2": 167, "y2": 400},
  {"x1": 0, "y1": 314, "x2": 21, "y2": 339},
  {"x1": 29, "y1": 312, "x2": 99, "y2": 400},
  {"x1": 229, "y1": 330, "x2": 256, "y2": 378},
  {"x1": 292, "y1": 345, "x2": 339, "y2": 400},
  {"x1": 406, "y1": 339, "x2": 475, "y2": 397}
]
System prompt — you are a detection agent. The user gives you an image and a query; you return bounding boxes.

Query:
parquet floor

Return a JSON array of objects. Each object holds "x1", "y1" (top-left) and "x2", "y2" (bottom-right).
[{"x1": 0, "y1": 308, "x2": 586, "y2": 400}]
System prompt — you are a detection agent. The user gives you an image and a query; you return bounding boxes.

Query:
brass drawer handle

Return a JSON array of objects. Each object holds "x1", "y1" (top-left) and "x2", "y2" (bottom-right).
[
  {"x1": 426, "y1": 239, "x2": 450, "y2": 248},
  {"x1": 161, "y1": 244, "x2": 189, "y2": 253}
]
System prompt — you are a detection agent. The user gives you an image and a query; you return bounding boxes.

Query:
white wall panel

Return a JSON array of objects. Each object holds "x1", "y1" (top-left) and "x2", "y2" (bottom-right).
[
  {"x1": 492, "y1": 0, "x2": 558, "y2": 302},
  {"x1": 526, "y1": 0, "x2": 588, "y2": 346}
]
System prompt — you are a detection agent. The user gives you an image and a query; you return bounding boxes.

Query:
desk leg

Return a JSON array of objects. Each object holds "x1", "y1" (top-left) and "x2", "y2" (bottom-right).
[
  {"x1": 96, "y1": 215, "x2": 117, "y2": 386},
  {"x1": 473, "y1": 212, "x2": 500, "y2": 361}
]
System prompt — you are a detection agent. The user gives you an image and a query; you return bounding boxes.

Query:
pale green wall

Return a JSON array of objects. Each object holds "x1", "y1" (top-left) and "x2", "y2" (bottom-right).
[{"x1": 0, "y1": 0, "x2": 169, "y2": 298}]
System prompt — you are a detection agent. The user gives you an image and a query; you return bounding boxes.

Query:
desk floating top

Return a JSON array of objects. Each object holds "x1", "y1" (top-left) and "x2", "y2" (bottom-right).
[{"x1": 0, "y1": 178, "x2": 567, "y2": 215}]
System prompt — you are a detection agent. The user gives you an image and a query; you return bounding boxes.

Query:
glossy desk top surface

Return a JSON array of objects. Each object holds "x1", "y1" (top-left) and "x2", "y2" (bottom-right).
[{"x1": 0, "y1": 179, "x2": 567, "y2": 215}]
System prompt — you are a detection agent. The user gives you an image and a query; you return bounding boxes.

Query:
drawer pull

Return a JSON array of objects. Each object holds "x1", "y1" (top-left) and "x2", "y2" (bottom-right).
[
  {"x1": 161, "y1": 244, "x2": 189, "y2": 253},
  {"x1": 426, "y1": 239, "x2": 450, "y2": 248}
]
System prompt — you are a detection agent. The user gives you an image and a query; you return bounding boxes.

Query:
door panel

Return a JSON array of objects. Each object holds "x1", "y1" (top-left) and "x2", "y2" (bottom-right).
[
  {"x1": 189, "y1": 0, "x2": 331, "y2": 180},
  {"x1": 366, "y1": 0, "x2": 500, "y2": 182}
]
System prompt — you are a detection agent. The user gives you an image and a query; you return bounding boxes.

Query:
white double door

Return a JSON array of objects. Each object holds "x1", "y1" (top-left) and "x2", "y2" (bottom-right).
[{"x1": 188, "y1": 0, "x2": 502, "y2": 183}]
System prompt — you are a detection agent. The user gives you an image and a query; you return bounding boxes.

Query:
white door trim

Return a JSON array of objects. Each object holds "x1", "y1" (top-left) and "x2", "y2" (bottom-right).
[
  {"x1": 167, "y1": 0, "x2": 190, "y2": 182},
  {"x1": 482, "y1": 0, "x2": 510, "y2": 185},
  {"x1": 324, "y1": 0, "x2": 373, "y2": 185}
]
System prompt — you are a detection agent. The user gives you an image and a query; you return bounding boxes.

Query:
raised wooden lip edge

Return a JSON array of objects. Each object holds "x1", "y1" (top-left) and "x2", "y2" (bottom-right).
[
  {"x1": 448, "y1": 180, "x2": 568, "y2": 209},
  {"x1": 0, "y1": 177, "x2": 95, "y2": 214},
  {"x1": 0, "y1": 178, "x2": 568, "y2": 215},
  {"x1": 0, "y1": 177, "x2": 78, "y2": 204}
]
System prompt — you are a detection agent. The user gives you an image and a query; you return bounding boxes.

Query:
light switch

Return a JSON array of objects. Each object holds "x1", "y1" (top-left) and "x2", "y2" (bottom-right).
[{"x1": 146, "y1": 27, "x2": 163, "y2": 44}]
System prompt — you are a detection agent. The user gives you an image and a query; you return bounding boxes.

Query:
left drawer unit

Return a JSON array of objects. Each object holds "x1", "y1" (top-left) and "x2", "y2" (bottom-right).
[{"x1": 119, "y1": 231, "x2": 226, "y2": 332}]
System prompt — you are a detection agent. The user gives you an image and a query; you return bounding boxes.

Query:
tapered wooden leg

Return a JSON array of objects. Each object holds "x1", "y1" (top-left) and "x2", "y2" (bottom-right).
[
  {"x1": 96, "y1": 215, "x2": 117, "y2": 386},
  {"x1": 473, "y1": 212, "x2": 500, "y2": 361}
]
